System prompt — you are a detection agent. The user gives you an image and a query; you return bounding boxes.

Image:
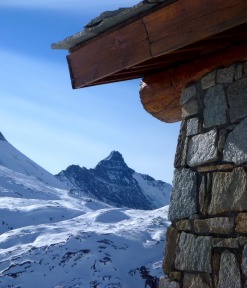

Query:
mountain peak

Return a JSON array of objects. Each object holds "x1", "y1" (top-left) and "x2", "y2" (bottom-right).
[
  {"x1": 96, "y1": 151, "x2": 128, "y2": 170},
  {"x1": 0, "y1": 132, "x2": 7, "y2": 141},
  {"x1": 56, "y1": 150, "x2": 172, "y2": 210},
  {"x1": 104, "y1": 151, "x2": 124, "y2": 162}
]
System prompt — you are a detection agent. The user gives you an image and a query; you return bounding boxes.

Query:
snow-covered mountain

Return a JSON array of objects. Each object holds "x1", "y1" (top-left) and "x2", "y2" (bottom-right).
[
  {"x1": 0, "y1": 133, "x2": 170, "y2": 287},
  {"x1": 0, "y1": 132, "x2": 64, "y2": 189},
  {"x1": 56, "y1": 151, "x2": 172, "y2": 210}
]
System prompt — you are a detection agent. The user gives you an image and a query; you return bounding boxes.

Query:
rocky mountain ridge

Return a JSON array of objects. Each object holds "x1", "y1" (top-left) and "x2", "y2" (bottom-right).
[
  {"x1": 0, "y1": 132, "x2": 170, "y2": 287},
  {"x1": 56, "y1": 151, "x2": 172, "y2": 210}
]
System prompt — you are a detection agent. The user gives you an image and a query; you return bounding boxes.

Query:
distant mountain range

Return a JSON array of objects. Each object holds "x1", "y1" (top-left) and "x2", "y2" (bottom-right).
[
  {"x1": 0, "y1": 133, "x2": 170, "y2": 287},
  {"x1": 56, "y1": 151, "x2": 172, "y2": 210}
]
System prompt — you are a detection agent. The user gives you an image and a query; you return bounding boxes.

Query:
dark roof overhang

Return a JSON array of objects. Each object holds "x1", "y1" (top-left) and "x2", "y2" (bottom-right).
[{"x1": 52, "y1": 0, "x2": 247, "y2": 122}]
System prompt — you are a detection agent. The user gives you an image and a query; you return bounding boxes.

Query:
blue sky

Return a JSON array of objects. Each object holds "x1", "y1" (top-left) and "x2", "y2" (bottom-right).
[{"x1": 0, "y1": 0, "x2": 180, "y2": 183}]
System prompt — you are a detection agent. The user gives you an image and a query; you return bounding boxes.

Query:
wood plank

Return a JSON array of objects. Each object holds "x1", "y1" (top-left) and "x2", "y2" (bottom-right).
[
  {"x1": 67, "y1": 0, "x2": 247, "y2": 88},
  {"x1": 79, "y1": 34, "x2": 246, "y2": 88},
  {"x1": 140, "y1": 41, "x2": 247, "y2": 123},
  {"x1": 67, "y1": 20, "x2": 151, "y2": 88},
  {"x1": 144, "y1": 0, "x2": 247, "y2": 57}
]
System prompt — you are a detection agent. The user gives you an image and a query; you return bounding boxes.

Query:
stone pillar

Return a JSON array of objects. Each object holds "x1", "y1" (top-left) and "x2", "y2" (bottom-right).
[{"x1": 159, "y1": 61, "x2": 247, "y2": 288}]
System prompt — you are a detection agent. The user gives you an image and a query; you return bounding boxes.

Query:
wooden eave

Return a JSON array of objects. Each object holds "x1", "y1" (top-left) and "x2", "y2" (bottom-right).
[
  {"x1": 65, "y1": 0, "x2": 247, "y2": 89},
  {"x1": 54, "y1": 0, "x2": 247, "y2": 122}
]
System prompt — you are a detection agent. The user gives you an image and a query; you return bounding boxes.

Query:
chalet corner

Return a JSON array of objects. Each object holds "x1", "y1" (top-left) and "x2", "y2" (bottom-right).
[{"x1": 52, "y1": 0, "x2": 247, "y2": 287}]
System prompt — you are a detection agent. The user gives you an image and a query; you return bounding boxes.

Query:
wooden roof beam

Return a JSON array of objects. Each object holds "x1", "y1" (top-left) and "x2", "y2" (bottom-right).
[{"x1": 67, "y1": 0, "x2": 247, "y2": 89}]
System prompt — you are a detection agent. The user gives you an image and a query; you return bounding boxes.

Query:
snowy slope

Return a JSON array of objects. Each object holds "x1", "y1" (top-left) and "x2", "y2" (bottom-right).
[
  {"x1": 0, "y1": 133, "x2": 170, "y2": 287},
  {"x1": 133, "y1": 173, "x2": 171, "y2": 209},
  {"x1": 57, "y1": 151, "x2": 172, "y2": 210},
  {"x1": 0, "y1": 204, "x2": 169, "y2": 288},
  {"x1": 0, "y1": 133, "x2": 64, "y2": 188},
  {"x1": 0, "y1": 168, "x2": 170, "y2": 287}
]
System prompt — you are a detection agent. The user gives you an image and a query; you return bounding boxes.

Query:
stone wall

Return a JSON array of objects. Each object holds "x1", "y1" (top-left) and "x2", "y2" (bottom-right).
[{"x1": 159, "y1": 61, "x2": 247, "y2": 288}]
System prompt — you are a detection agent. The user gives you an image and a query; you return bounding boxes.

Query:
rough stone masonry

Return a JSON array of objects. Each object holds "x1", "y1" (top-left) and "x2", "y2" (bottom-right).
[{"x1": 159, "y1": 61, "x2": 247, "y2": 288}]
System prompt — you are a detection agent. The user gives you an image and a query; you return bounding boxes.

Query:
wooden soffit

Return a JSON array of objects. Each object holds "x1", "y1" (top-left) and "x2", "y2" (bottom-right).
[{"x1": 53, "y1": 0, "x2": 247, "y2": 122}]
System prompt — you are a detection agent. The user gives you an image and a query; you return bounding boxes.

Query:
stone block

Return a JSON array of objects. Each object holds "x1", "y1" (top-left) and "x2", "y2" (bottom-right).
[
  {"x1": 242, "y1": 245, "x2": 247, "y2": 277},
  {"x1": 180, "y1": 137, "x2": 188, "y2": 167},
  {"x1": 182, "y1": 99, "x2": 199, "y2": 118},
  {"x1": 199, "y1": 175, "x2": 208, "y2": 215},
  {"x1": 203, "y1": 84, "x2": 227, "y2": 128},
  {"x1": 159, "y1": 277, "x2": 180, "y2": 288},
  {"x1": 212, "y1": 253, "x2": 220, "y2": 287},
  {"x1": 201, "y1": 70, "x2": 216, "y2": 89},
  {"x1": 180, "y1": 85, "x2": 197, "y2": 105},
  {"x1": 168, "y1": 169, "x2": 197, "y2": 221},
  {"x1": 217, "y1": 129, "x2": 228, "y2": 153},
  {"x1": 169, "y1": 272, "x2": 182, "y2": 282},
  {"x1": 183, "y1": 273, "x2": 211, "y2": 288},
  {"x1": 176, "y1": 220, "x2": 192, "y2": 232},
  {"x1": 236, "y1": 213, "x2": 247, "y2": 233},
  {"x1": 212, "y1": 238, "x2": 239, "y2": 248},
  {"x1": 175, "y1": 232, "x2": 212, "y2": 273},
  {"x1": 208, "y1": 168, "x2": 247, "y2": 215},
  {"x1": 206, "y1": 173, "x2": 212, "y2": 198},
  {"x1": 218, "y1": 250, "x2": 241, "y2": 288},
  {"x1": 187, "y1": 117, "x2": 199, "y2": 136},
  {"x1": 197, "y1": 164, "x2": 234, "y2": 173},
  {"x1": 163, "y1": 226, "x2": 179, "y2": 274},
  {"x1": 174, "y1": 121, "x2": 188, "y2": 168},
  {"x1": 187, "y1": 129, "x2": 218, "y2": 167},
  {"x1": 235, "y1": 63, "x2": 243, "y2": 80},
  {"x1": 227, "y1": 78, "x2": 247, "y2": 123},
  {"x1": 194, "y1": 217, "x2": 234, "y2": 234},
  {"x1": 217, "y1": 65, "x2": 234, "y2": 83},
  {"x1": 223, "y1": 117, "x2": 247, "y2": 164},
  {"x1": 238, "y1": 236, "x2": 247, "y2": 246}
]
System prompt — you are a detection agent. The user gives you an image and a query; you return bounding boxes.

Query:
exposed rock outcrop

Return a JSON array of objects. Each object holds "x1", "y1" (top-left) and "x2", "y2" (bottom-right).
[{"x1": 56, "y1": 151, "x2": 171, "y2": 210}]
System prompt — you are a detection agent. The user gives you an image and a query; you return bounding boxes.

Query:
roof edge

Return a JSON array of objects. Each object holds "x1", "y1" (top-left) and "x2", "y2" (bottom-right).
[{"x1": 51, "y1": 0, "x2": 170, "y2": 50}]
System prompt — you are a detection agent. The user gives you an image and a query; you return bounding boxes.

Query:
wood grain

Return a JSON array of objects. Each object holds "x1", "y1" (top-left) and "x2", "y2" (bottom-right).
[
  {"x1": 67, "y1": 20, "x2": 151, "y2": 88},
  {"x1": 67, "y1": 0, "x2": 247, "y2": 88},
  {"x1": 144, "y1": 0, "x2": 247, "y2": 57}
]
